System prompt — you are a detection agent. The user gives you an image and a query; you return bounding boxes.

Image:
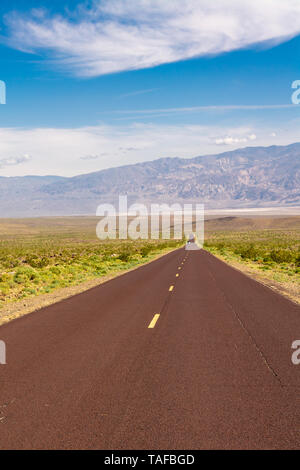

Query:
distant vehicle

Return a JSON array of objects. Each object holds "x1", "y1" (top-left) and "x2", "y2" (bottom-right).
[{"x1": 187, "y1": 233, "x2": 195, "y2": 243}]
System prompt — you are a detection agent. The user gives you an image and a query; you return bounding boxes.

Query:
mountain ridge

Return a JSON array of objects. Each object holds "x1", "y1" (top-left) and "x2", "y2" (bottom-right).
[{"x1": 2, "y1": 142, "x2": 300, "y2": 217}]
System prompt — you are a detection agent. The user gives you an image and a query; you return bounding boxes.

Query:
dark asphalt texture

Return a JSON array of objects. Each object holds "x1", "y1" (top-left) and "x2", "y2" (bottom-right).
[{"x1": 0, "y1": 248, "x2": 299, "y2": 449}]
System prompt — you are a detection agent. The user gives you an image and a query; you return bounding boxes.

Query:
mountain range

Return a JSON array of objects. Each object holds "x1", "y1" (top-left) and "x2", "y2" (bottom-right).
[{"x1": 1, "y1": 143, "x2": 300, "y2": 217}]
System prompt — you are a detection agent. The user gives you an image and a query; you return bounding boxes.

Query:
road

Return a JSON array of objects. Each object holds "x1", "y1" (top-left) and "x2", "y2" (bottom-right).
[{"x1": 0, "y1": 248, "x2": 299, "y2": 449}]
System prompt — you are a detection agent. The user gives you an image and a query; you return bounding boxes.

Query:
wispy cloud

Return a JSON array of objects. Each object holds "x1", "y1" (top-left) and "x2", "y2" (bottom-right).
[
  {"x1": 114, "y1": 104, "x2": 296, "y2": 116},
  {"x1": 119, "y1": 88, "x2": 159, "y2": 98},
  {"x1": 1, "y1": 122, "x2": 298, "y2": 177},
  {"x1": 0, "y1": 154, "x2": 31, "y2": 169},
  {"x1": 111, "y1": 104, "x2": 296, "y2": 121},
  {"x1": 4, "y1": 0, "x2": 300, "y2": 77}
]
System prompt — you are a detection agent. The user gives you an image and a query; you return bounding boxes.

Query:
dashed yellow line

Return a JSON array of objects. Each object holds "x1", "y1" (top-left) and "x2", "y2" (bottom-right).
[
  {"x1": 176, "y1": 273, "x2": 179, "y2": 277},
  {"x1": 169, "y1": 285, "x2": 174, "y2": 292},
  {"x1": 178, "y1": 266, "x2": 181, "y2": 270},
  {"x1": 148, "y1": 314, "x2": 160, "y2": 329}
]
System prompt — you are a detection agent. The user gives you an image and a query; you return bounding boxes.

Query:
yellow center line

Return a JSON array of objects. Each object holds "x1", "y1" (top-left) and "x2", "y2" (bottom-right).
[
  {"x1": 148, "y1": 314, "x2": 160, "y2": 329},
  {"x1": 169, "y1": 285, "x2": 174, "y2": 292},
  {"x1": 176, "y1": 273, "x2": 179, "y2": 277}
]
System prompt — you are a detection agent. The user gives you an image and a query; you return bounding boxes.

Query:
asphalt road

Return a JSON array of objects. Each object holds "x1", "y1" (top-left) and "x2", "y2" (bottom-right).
[{"x1": 0, "y1": 248, "x2": 299, "y2": 449}]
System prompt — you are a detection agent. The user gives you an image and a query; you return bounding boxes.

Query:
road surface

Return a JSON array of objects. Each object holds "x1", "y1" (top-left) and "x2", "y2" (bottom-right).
[{"x1": 0, "y1": 248, "x2": 299, "y2": 449}]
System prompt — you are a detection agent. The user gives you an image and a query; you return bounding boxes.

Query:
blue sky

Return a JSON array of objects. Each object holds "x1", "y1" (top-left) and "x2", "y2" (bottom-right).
[{"x1": 0, "y1": 0, "x2": 300, "y2": 176}]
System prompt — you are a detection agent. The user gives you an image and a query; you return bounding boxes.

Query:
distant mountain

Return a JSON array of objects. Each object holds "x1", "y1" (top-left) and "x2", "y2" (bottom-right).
[{"x1": 1, "y1": 143, "x2": 300, "y2": 217}]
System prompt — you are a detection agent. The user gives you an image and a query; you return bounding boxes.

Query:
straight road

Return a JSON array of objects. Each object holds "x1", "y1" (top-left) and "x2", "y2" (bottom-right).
[{"x1": 0, "y1": 248, "x2": 299, "y2": 449}]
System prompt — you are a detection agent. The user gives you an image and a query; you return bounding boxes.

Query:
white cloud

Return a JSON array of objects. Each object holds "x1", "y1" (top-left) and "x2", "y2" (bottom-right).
[
  {"x1": 215, "y1": 136, "x2": 247, "y2": 145},
  {"x1": 4, "y1": 0, "x2": 300, "y2": 77},
  {"x1": 0, "y1": 123, "x2": 297, "y2": 177},
  {"x1": 0, "y1": 154, "x2": 31, "y2": 169},
  {"x1": 216, "y1": 137, "x2": 243, "y2": 145},
  {"x1": 215, "y1": 133, "x2": 257, "y2": 145}
]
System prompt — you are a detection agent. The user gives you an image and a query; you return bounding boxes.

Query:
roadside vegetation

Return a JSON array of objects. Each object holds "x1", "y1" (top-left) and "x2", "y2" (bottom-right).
[
  {"x1": 204, "y1": 228, "x2": 300, "y2": 301},
  {"x1": 0, "y1": 219, "x2": 183, "y2": 309}
]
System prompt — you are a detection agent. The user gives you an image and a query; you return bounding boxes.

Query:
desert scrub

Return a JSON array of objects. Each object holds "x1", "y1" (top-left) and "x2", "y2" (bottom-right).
[
  {"x1": 0, "y1": 237, "x2": 183, "y2": 307},
  {"x1": 204, "y1": 229, "x2": 300, "y2": 284}
]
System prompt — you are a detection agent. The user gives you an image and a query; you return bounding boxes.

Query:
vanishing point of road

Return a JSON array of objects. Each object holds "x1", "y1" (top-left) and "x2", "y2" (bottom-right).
[{"x1": 0, "y1": 248, "x2": 299, "y2": 449}]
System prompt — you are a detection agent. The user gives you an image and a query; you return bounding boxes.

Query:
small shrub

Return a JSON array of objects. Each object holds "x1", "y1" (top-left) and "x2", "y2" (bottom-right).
[
  {"x1": 270, "y1": 249, "x2": 293, "y2": 264},
  {"x1": 13, "y1": 267, "x2": 38, "y2": 284},
  {"x1": 118, "y1": 251, "x2": 131, "y2": 262}
]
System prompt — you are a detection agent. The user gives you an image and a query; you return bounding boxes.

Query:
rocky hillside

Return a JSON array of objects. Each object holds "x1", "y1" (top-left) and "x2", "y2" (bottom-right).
[{"x1": 1, "y1": 143, "x2": 299, "y2": 216}]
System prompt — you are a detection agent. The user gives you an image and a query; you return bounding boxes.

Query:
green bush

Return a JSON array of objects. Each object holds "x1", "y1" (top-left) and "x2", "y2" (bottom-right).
[
  {"x1": 118, "y1": 251, "x2": 131, "y2": 262},
  {"x1": 140, "y1": 244, "x2": 152, "y2": 257},
  {"x1": 240, "y1": 244, "x2": 259, "y2": 260},
  {"x1": 270, "y1": 249, "x2": 293, "y2": 264},
  {"x1": 13, "y1": 267, "x2": 38, "y2": 284}
]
